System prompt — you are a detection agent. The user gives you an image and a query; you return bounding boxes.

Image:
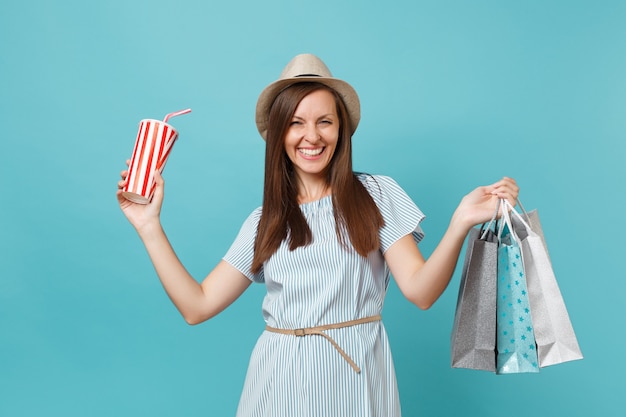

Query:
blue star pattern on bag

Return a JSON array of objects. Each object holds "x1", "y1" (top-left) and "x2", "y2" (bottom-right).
[{"x1": 496, "y1": 226, "x2": 539, "y2": 374}]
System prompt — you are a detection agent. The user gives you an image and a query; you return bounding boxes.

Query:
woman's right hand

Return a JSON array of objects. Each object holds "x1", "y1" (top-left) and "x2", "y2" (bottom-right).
[{"x1": 116, "y1": 160, "x2": 165, "y2": 233}]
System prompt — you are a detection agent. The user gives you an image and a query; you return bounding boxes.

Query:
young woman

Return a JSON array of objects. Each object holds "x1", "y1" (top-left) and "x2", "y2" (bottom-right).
[{"x1": 117, "y1": 54, "x2": 518, "y2": 416}]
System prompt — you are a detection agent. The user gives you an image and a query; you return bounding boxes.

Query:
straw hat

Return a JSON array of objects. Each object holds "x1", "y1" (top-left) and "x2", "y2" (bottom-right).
[{"x1": 255, "y1": 53, "x2": 361, "y2": 140}]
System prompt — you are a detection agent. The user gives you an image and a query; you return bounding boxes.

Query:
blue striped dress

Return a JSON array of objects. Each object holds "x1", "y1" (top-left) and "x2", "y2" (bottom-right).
[{"x1": 223, "y1": 174, "x2": 425, "y2": 417}]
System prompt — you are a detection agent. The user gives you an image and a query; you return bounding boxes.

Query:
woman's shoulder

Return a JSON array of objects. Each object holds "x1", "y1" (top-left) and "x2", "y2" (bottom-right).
[
  {"x1": 240, "y1": 206, "x2": 263, "y2": 228},
  {"x1": 356, "y1": 173, "x2": 404, "y2": 197}
]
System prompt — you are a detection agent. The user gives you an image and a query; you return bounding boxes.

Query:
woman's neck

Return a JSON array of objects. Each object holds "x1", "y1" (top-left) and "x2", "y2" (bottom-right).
[{"x1": 296, "y1": 177, "x2": 331, "y2": 204}]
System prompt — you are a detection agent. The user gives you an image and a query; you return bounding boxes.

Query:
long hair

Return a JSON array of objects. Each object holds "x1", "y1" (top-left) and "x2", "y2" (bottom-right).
[{"x1": 251, "y1": 82, "x2": 384, "y2": 273}]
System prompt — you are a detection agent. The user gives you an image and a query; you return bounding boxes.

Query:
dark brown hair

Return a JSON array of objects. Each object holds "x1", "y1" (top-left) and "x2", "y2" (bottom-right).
[{"x1": 251, "y1": 82, "x2": 384, "y2": 273}]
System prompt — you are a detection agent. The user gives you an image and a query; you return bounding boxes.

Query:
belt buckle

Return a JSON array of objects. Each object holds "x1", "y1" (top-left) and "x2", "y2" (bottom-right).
[{"x1": 294, "y1": 328, "x2": 305, "y2": 337}]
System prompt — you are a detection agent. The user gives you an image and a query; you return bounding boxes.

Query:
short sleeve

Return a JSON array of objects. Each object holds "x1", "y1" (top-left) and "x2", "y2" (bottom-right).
[
  {"x1": 360, "y1": 174, "x2": 426, "y2": 253},
  {"x1": 222, "y1": 207, "x2": 265, "y2": 283}
]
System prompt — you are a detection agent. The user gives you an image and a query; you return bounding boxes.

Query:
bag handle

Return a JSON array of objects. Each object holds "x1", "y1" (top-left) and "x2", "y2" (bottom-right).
[
  {"x1": 499, "y1": 198, "x2": 541, "y2": 248},
  {"x1": 516, "y1": 198, "x2": 528, "y2": 216},
  {"x1": 515, "y1": 198, "x2": 534, "y2": 224},
  {"x1": 502, "y1": 198, "x2": 534, "y2": 233},
  {"x1": 479, "y1": 198, "x2": 501, "y2": 240},
  {"x1": 497, "y1": 198, "x2": 524, "y2": 245}
]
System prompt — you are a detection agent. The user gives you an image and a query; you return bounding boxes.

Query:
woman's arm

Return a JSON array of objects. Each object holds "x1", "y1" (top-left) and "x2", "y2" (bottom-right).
[
  {"x1": 384, "y1": 177, "x2": 518, "y2": 310},
  {"x1": 118, "y1": 168, "x2": 251, "y2": 325}
]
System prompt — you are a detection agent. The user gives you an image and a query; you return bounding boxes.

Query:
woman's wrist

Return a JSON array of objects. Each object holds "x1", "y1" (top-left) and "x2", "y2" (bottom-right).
[
  {"x1": 448, "y1": 209, "x2": 475, "y2": 239},
  {"x1": 136, "y1": 218, "x2": 164, "y2": 240}
]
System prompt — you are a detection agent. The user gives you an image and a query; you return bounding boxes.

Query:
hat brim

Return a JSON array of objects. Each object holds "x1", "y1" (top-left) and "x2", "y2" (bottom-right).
[{"x1": 255, "y1": 76, "x2": 360, "y2": 141}]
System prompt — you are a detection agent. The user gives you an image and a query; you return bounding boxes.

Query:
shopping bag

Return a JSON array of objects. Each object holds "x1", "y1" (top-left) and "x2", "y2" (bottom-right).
[
  {"x1": 510, "y1": 200, "x2": 549, "y2": 258},
  {"x1": 496, "y1": 203, "x2": 539, "y2": 374},
  {"x1": 451, "y1": 220, "x2": 498, "y2": 372},
  {"x1": 506, "y1": 199, "x2": 583, "y2": 367}
]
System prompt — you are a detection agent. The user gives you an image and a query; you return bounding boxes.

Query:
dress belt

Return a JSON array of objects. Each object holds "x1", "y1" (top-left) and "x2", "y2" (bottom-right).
[{"x1": 264, "y1": 314, "x2": 382, "y2": 373}]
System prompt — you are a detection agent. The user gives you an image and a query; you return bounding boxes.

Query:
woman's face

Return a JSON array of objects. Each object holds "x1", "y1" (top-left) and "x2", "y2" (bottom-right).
[{"x1": 284, "y1": 89, "x2": 340, "y2": 182}]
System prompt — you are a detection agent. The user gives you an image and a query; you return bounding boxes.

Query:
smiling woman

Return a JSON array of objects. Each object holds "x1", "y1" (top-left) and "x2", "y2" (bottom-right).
[
  {"x1": 116, "y1": 53, "x2": 519, "y2": 416},
  {"x1": 253, "y1": 78, "x2": 384, "y2": 273}
]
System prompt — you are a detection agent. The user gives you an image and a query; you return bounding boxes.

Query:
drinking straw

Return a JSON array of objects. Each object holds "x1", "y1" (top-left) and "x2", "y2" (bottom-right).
[{"x1": 163, "y1": 108, "x2": 192, "y2": 123}]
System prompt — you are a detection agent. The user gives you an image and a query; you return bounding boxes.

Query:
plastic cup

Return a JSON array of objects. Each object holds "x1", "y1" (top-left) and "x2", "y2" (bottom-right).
[{"x1": 122, "y1": 119, "x2": 179, "y2": 204}]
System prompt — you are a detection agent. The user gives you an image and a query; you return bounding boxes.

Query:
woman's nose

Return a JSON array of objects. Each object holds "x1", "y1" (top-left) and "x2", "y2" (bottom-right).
[{"x1": 303, "y1": 123, "x2": 320, "y2": 142}]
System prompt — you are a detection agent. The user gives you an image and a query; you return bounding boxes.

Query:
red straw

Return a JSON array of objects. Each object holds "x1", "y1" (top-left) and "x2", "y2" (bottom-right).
[{"x1": 163, "y1": 108, "x2": 192, "y2": 123}]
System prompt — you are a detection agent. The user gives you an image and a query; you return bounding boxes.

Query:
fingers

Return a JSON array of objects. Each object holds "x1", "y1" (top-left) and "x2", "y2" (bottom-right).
[
  {"x1": 118, "y1": 167, "x2": 129, "y2": 191},
  {"x1": 154, "y1": 170, "x2": 164, "y2": 184},
  {"x1": 149, "y1": 170, "x2": 165, "y2": 206},
  {"x1": 117, "y1": 158, "x2": 166, "y2": 212},
  {"x1": 118, "y1": 160, "x2": 131, "y2": 186},
  {"x1": 494, "y1": 176, "x2": 518, "y2": 191},
  {"x1": 490, "y1": 177, "x2": 519, "y2": 204}
]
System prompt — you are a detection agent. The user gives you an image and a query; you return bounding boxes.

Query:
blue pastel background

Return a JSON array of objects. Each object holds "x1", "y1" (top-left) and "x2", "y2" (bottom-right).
[{"x1": 1, "y1": 0, "x2": 624, "y2": 415}]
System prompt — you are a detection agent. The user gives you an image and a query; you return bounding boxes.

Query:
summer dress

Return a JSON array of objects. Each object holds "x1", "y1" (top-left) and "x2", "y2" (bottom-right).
[{"x1": 224, "y1": 174, "x2": 425, "y2": 417}]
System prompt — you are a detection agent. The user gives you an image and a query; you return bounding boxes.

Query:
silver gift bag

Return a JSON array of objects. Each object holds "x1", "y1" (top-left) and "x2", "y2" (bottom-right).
[
  {"x1": 451, "y1": 223, "x2": 498, "y2": 372},
  {"x1": 507, "y1": 200, "x2": 583, "y2": 367}
]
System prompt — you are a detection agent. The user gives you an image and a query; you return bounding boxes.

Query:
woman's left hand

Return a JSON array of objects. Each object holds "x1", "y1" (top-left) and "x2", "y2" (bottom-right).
[{"x1": 453, "y1": 177, "x2": 520, "y2": 230}]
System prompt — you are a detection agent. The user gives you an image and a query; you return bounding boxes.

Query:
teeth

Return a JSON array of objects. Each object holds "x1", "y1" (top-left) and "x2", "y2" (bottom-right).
[{"x1": 299, "y1": 148, "x2": 323, "y2": 156}]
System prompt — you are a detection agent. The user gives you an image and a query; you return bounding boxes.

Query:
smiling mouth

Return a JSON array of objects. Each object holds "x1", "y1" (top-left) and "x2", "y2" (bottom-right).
[{"x1": 298, "y1": 148, "x2": 324, "y2": 157}]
